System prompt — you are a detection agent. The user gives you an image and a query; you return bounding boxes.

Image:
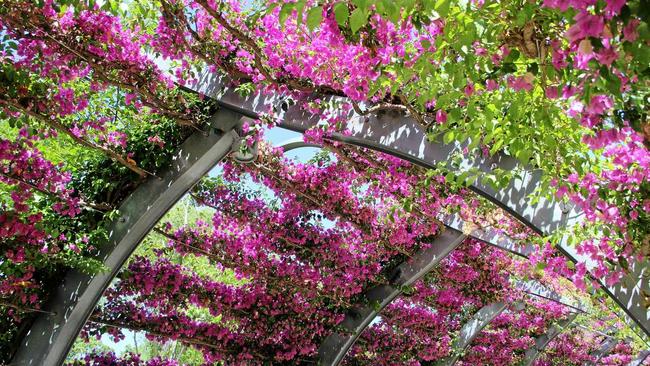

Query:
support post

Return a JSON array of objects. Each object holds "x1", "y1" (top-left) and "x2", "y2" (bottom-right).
[
  {"x1": 522, "y1": 313, "x2": 579, "y2": 366},
  {"x1": 10, "y1": 109, "x2": 244, "y2": 366},
  {"x1": 441, "y1": 301, "x2": 510, "y2": 366},
  {"x1": 318, "y1": 229, "x2": 467, "y2": 366}
]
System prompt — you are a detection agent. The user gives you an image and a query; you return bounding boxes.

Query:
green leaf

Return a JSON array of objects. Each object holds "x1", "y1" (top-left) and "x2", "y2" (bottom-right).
[
  {"x1": 350, "y1": 8, "x2": 368, "y2": 34},
  {"x1": 443, "y1": 130, "x2": 455, "y2": 144},
  {"x1": 516, "y1": 148, "x2": 532, "y2": 165},
  {"x1": 459, "y1": 25, "x2": 476, "y2": 47},
  {"x1": 306, "y1": 6, "x2": 323, "y2": 30},
  {"x1": 295, "y1": 0, "x2": 306, "y2": 25},
  {"x1": 333, "y1": 2, "x2": 349, "y2": 26},
  {"x1": 404, "y1": 197, "x2": 413, "y2": 212},
  {"x1": 352, "y1": 0, "x2": 369, "y2": 12},
  {"x1": 435, "y1": 0, "x2": 451, "y2": 17},
  {"x1": 381, "y1": 0, "x2": 400, "y2": 23},
  {"x1": 279, "y1": 3, "x2": 295, "y2": 27}
]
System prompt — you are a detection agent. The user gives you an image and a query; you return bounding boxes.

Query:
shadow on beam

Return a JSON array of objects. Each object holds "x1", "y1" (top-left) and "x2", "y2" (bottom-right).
[
  {"x1": 440, "y1": 301, "x2": 512, "y2": 366},
  {"x1": 10, "y1": 109, "x2": 245, "y2": 366},
  {"x1": 192, "y1": 73, "x2": 650, "y2": 337},
  {"x1": 318, "y1": 229, "x2": 468, "y2": 366},
  {"x1": 522, "y1": 313, "x2": 579, "y2": 366}
]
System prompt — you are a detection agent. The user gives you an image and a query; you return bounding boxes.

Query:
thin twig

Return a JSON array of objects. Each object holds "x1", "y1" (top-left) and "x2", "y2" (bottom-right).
[
  {"x1": 0, "y1": 171, "x2": 111, "y2": 211},
  {"x1": 0, "y1": 99, "x2": 151, "y2": 177},
  {"x1": 0, "y1": 300, "x2": 56, "y2": 315}
]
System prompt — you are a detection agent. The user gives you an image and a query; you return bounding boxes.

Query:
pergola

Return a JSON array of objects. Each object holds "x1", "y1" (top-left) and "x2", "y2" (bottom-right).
[{"x1": 9, "y1": 74, "x2": 649, "y2": 366}]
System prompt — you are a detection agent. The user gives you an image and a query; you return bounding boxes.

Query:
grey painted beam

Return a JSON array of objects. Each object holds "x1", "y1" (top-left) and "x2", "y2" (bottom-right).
[
  {"x1": 522, "y1": 313, "x2": 579, "y2": 366},
  {"x1": 10, "y1": 109, "x2": 244, "y2": 366},
  {"x1": 441, "y1": 302, "x2": 509, "y2": 366},
  {"x1": 192, "y1": 74, "x2": 650, "y2": 336},
  {"x1": 517, "y1": 280, "x2": 587, "y2": 314},
  {"x1": 589, "y1": 336, "x2": 618, "y2": 365},
  {"x1": 629, "y1": 350, "x2": 650, "y2": 366},
  {"x1": 318, "y1": 229, "x2": 468, "y2": 366},
  {"x1": 438, "y1": 214, "x2": 533, "y2": 258},
  {"x1": 278, "y1": 139, "x2": 531, "y2": 259},
  {"x1": 278, "y1": 140, "x2": 581, "y2": 365},
  {"x1": 194, "y1": 74, "x2": 581, "y2": 235},
  {"x1": 275, "y1": 137, "x2": 321, "y2": 152}
]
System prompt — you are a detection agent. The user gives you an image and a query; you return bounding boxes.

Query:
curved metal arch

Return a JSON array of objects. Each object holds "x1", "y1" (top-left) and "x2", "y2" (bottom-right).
[
  {"x1": 629, "y1": 350, "x2": 650, "y2": 366},
  {"x1": 441, "y1": 283, "x2": 586, "y2": 366},
  {"x1": 275, "y1": 136, "x2": 322, "y2": 152},
  {"x1": 10, "y1": 109, "x2": 246, "y2": 366},
  {"x1": 318, "y1": 229, "x2": 468, "y2": 366},
  {"x1": 589, "y1": 336, "x2": 618, "y2": 365},
  {"x1": 194, "y1": 75, "x2": 580, "y2": 235},
  {"x1": 521, "y1": 313, "x2": 579, "y2": 366},
  {"x1": 440, "y1": 301, "x2": 510, "y2": 366},
  {"x1": 193, "y1": 73, "x2": 650, "y2": 337}
]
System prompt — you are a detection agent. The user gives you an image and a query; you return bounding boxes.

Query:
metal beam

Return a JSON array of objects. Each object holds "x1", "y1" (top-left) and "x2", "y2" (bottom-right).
[
  {"x1": 516, "y1": 280, "x2": 587, "y2": 314},
  {"x1": 440, "y1": 302, "x2": 510, "y2": 366},
  {"x1": 277, "y1": 140, "x2": 578, "y2": 365},
  {"x1": 522, "y1": 313, "x2": 579, "y2": 366},
  {"x1": 629, "y1": 350, "x2": 650, "y2": 366},
  {"x1": 589, "y1": 336, "x2": 618, "y2": 365},
  {"x1": 10, "y1": 109, "x2": 245, "y2": 366},
  {"x1": 194, "y1": 74, "x2": 581, "y2": 235},
  {"x1": 318, "y1": 229, "x2": 468, "y2": 366},
  {"x1": 275, "y1": 137, "x2": 321, "y2": 152},
  {"x1": 193, "y1": 74, "x2": 650, "y2": 336}
]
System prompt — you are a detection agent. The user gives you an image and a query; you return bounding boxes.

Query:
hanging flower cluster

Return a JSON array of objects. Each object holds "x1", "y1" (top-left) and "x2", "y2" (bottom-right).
[
  {"x1": 72, "y1": 142, "x2": 640, "y2": 364},
  {"x1": 346, "y1": 238, "x2": 514, "y2": 365},
  {"x1": 0, "y1": 129, "x2": 107, "y2": 359},
  {"x1": 80, "y1": 142, "x2": 465, "y2": 363},
  {"x1": 67, "y1": 352, "x2": 179, "y2": 366},
  {"x1": 536, "y1": 330, "x2": 635, "y2": 366}
]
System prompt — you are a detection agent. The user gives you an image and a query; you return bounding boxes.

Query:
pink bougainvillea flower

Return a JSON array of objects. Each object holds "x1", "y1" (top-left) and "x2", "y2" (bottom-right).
[
  {"x1": 605, "y1": 0, "x2": 626, "y2": 16},
  {"x1": 586, "y1": 95, "x2": 613, "y2": 115},
  {"x1": 596, "y1": 47, "x2": 619, "y2": 66},
  {"x1": 545, "y1": 86, "x2": 559, "y2": 99},
  {"x1": 565, "y1": 13, "x2": 604, "y2": 43},
  {"x1": 485, "y1": 79, "x2": 498, "y2": 91},
  {"x1": 435, "y1": 110, "x2": 448, "y2": 124},
  {"x1": 623, "y1": 19, "x2": 640, "y2": 42},
  {"x1": 464, "y1": 82, "x2": 475, "y2": 97}
]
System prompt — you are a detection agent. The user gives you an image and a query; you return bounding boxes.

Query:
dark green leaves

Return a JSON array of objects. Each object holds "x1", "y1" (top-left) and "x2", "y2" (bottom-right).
[
  {"x1": 333, "y1": 2, "x2": 350, "y2": 26},
  {"x1": 306, "y1": 6, "x2": 323, "y2": 31},
  {"x1": 435, "y1": 0, "x2": 451, "y2": 17},
  {"x1": 350, "y1": 7, "x2": 369, "y2": 33}
]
